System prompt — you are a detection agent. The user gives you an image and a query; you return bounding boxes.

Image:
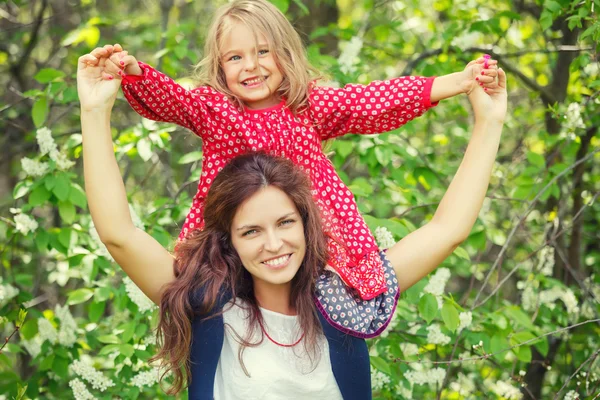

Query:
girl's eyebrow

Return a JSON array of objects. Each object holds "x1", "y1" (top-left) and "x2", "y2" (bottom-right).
[{"x1": 221, "y1": 43, "x2": 270, "y2": 58}]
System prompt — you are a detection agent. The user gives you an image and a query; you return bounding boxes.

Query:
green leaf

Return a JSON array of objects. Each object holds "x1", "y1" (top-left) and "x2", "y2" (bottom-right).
[
  {"x1": 53, "y1": 174, "x2": 71, "y2": 201},
  {"x1": 526, "y1": 152, "x2": 546, "y2": 169},
  {"x1": 119, "y1": 344, "x2": 135, "y2": 358},
  {"x1": 370, "y1": 356, "x2": 391, "y2": 375},
  {"x1": 58, "y1": 228, "x2": 72, "y2": 248},
  {"x1": 97, "y1": 335, "x2": 120, "y2": 344},
  {"x1": 334, "y1": 140, "x2": 354, "y2": 159},
  {"x1": 35, "y1": 229, "x2": 50, "y2": 252},
  {"x1": 490, "y1": 334, "x2": 509, "y2": 361},
  {"x1": 441, "y1": 301, "x2": 460, "y2": 333},
  {"x1": 88, "y1": 301, "x2": 106, "y2": 323},
  {"x1": 53, "y1": 356, "x2": 70, "y2": 379},
  {"x1": 505, "y1": 306, "x2": 536, "y2": 331},
  {"x1": 120, "y1": 321, "x2": 137, "y2": 343},
  {"x1": 418, "y1": 294, "x2": 438, "y2": 323},
  {"x1": 58, "y1": 201, "x2": 76, "y2": 224},
  {"x1": 178, "y1": 151, "x2": 203, "y2": 164},
  {"x1": 270, "y1": 0, "x2": 289, "y2": 13},
  {"x1": 20, "y1": 319, "x2": 38, "y2": 340},
  {"x1": 135, "y1": 324, "x2": 148, "y2": 338},
  {"x1": 67, "y1": 288, "x2": 94, "y2": 305},
  {"x1": 95, "y1": 286, "x2": 112, "y2": 302},
  {"x1": 513, "y1": 345, "x2": 532, "y2": 363},
  {"x1": 32, "y1": 97, "x2": 48, "y2": 128},
  {"x1": 452, "y1": 246, "x2": 470, "y2": 260},
  {"x1": 535, "y1": 337, "x2": 549, "y2": 357},
  {"x1": 28, "y1": 185, "x2": 51, "y2": 206},
  {"x1": 13, "y1": 181, "x2": 32, "y2": 200},
  {"x1": 34, "y1": 68, "x2": 65, "y2": 84},
  {"x1": 99, "y1": 344, "x2": 121, "y2": 356},
  {"x1": 69, "y1": 183, "x2": 88, "y2": 209},
  {"x1": 40, "y1": 354, "x2": 55, "y2": 371}
]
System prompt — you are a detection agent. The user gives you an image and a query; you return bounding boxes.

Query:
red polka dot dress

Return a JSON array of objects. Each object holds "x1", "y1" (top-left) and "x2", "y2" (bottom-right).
[{"x1": 121, "y1": 62, "x2": 437, "y2": 300}]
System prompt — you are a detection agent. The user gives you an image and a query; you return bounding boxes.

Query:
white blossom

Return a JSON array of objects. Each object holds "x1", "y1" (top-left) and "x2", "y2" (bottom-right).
[
  {"x1": 21, "y1": 337, "x2": 42, "y2": 358},
  {"x1": 400, "y1": 343, "x2": 419, "y2": 356},
  {"x1": 405, "y1": 367, "x2": 446, "y2": 387},
  {"x1": 449, "y1": 373, "x2": 476, "y2": 396},
  {"x1": 371, "y1": 369, "x2": 391, "y2": 391},
  {"x1": 0, "y1": 279, "x2": 19, "y2": 305},
  {"x1": 69, "y1": 378, "x2": 96, "y2": 400},
  {"x1": 521, "y1": 284, "x2": 537, "y2": 312},
  {"x1": 423, "y1": 268, "x2": 451, "y2": 308},
  {"x1": 14, "y1": 212, "x2": 38, "y2": 235},
  {"x1": 395, "y1": 385, "x2": 413, "y2": 399},
  {"x1": 338, "y1": 36, "x2": 363, "y2": 74},
  {"x1": 55, "y1": 304, "x2": 78, "y2": 347},
  {"x1": 457, "y1": 311, "x2": 473, "y2": 333},
  {"x1": 143, "y1": 334, "x2": 157, "y2": 346},
  {"x1": 487, "y1": 379, "x2": 523, "y2": 399},
  {"x1": 38, "y1": 318, "x2": 58, "y2": 344},
  {"x1": 536, "y1": 246, "x2": 555, "y2": 276},
  {"x1": 71, "y1": 359, "x2": 115, "y2": 391},
  {"x1": 50, "y1": 149, "x2": 75, "y2": 170},
  {"x1": 21, "y1": 157, "x2": 49, "y2": 177},
  {"x1": 374, "y1": 226, "x2": 396, "y2": 249},
  {"x1": 564, "y1": 390, "x2": 580, "y2": 400},
  {"x1": 561, "y1": 289, "x2": 580, "y2": 314},
  {"x1": 36, "y1": 127, "x2": 58, "y2": 156},
  {"x1": 124, "y1": 276, "x2": 157, "y2": 313},
  {"x1": 426, "y1": 324, "x2": 451, "y2": 345},
  {"x1": 563, "y1": 103, "x2": 585, "y2": 132},
  {"x1": 131, "y1": 367, "x2": 160, "y2": 388}
]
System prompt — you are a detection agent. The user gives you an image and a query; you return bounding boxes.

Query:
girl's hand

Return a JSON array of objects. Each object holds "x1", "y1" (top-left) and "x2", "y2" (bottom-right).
[
  {"x1": 77, "y1": 45, "x2": 122, "y2": 112},
  {"x1": 108, "y1": 44, "x2": 143, "y2": 77},
  {"x1": 467, "y1": 67, "x2": 507, "y2": 123},
  {"x1": 461, "y1": 56, "x2": 499, "y2": 95}
]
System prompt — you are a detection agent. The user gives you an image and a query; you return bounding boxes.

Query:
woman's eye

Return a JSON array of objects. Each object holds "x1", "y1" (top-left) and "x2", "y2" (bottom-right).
[
  {"x1": 280, "y1": 219, "x2": 295, "y2": 226},
  {"x1": 242, "y1": 229, "x2": 257, "y2": 237}
]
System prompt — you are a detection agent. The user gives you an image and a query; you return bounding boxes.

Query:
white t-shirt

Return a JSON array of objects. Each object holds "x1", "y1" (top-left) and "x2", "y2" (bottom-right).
[{"x1": 214, "y1": 300, "x2": 344, "y2": 400}]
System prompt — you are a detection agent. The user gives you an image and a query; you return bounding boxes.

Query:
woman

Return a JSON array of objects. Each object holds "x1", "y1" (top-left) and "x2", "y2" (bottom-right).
[{"x1": 78, "y1": 49, "x2": 507, "y2": 399}]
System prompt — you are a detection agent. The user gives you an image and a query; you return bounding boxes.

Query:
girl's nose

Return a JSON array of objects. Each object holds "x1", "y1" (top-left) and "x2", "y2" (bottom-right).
[{"x1": 244, "y1": 57, "x2": 257, "y2": 72}]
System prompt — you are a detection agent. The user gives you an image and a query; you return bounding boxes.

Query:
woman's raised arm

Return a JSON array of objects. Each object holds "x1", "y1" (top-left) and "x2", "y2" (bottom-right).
[
  {"x1": 78, "y1": 46, "x2": 175, "y2": 305},
  {"x1": 386, "y1": 69, "x2": 508, "y2": 292}
]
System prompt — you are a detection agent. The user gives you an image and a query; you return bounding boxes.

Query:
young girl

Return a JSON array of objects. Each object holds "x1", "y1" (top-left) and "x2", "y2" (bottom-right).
[
  {"x1": 91, "y1": 0, "x2": 499, "y2": 303},
  {"x1": 77, "y1": 44, "x2": 507, "y2": 398}
]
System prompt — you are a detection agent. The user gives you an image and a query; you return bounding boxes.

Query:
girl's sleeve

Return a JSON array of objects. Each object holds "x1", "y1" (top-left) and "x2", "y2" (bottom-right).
[
  {"x1": 309, "y1": 76, "x2": 438, "y2": 141},
  {"x1": 120, "y1": 61, "x2": 211, "y2": 138}
]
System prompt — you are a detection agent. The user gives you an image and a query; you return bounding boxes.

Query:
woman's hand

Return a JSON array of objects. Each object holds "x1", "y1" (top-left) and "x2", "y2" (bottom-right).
[
  {"x1": 467, "y1": 67, "x2": 507, "y2": 123},
  {"x1": 460, "y1": 56, "x2": 499, "y2": 95},
  {"x1": 77, "y1": 44, "x2": 122, "y2": 112},
  {"x1": 108, "y1": 44, "x2": 143, "y2": 76}
]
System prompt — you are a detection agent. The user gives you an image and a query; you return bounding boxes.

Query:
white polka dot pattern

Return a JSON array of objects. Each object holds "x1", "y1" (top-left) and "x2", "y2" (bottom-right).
[
  {"x1": 314, "y1": 251, "x2": 399, "y2": 338},
  {"x1": 121, "y1": 62, "x2": 436, "y2": 300}
]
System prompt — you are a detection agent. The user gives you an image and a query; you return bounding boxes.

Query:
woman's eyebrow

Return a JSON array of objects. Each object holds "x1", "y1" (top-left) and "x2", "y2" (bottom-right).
[{"x1": 235, "y1": 212, "x2": 297, "y2": 231}]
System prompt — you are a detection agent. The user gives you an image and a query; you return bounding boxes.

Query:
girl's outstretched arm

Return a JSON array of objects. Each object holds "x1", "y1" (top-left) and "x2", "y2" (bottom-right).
[
  {"x1": 78, "y1": 47, "x2": 175, "y2": 305},
  {"x1": 386, "y1": 69, "x2": 507, "y2": 292}
]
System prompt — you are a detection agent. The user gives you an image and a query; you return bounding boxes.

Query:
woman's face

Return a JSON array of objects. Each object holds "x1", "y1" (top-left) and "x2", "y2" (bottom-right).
[{"x1": 230, "y1": 186, "x2": 306, "y2": 290}]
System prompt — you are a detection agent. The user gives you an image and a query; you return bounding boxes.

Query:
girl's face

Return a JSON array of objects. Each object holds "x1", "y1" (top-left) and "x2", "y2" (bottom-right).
[
  {"x1": 230, "y1": 186, "x2": 306, "y2": 292},
  {"x1": 219, "y1": 21, "x2": 284, "y2": 110}
]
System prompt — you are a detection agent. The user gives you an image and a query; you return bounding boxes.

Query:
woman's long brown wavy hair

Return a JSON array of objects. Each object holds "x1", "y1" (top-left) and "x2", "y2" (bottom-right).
[{"x1": 150, "y1": 152, "x2": 329, "y2": 395}]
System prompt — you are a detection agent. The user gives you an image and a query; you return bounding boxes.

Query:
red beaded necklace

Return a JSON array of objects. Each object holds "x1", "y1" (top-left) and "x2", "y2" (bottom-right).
[{"x1": 257, "y1": 317, "x2": 305, "y2": 348}]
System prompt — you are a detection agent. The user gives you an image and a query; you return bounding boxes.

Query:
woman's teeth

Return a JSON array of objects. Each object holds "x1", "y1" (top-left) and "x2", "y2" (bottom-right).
[{"x1": 263, "y1": 254, "x2": 290, "y2": 267}]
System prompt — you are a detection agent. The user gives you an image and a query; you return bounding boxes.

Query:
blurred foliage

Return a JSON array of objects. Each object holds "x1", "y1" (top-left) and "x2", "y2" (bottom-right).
[{"x1": 0, "y1": 0, "x2": 599, "y2": 398}]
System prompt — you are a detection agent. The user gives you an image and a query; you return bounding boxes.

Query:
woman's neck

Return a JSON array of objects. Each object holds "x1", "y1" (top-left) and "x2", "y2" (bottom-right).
[{"x1": 253, "y1": 281, "x2": 295, "y2": 315}]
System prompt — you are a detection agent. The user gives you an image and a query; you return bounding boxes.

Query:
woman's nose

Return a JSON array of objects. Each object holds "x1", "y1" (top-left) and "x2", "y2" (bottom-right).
[{"x1": 263, "y1": 231, "x2": 283, "y2": 253}]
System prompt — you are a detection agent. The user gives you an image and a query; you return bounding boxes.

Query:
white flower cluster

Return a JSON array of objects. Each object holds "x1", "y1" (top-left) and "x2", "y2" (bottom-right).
[
  {"x1": 538, "y1": 287, "x2": 580, "y2": 314},
  {"x1": 71, "y1": 359, "x2": 115, "y2": 391},
  {"x1": 131, "y1": 367, "x2": 160, "y2": 388},
  {"x1": 38, "y1": 318, "x2": 58, "y2": 344},
  {"x1": 21, "y1": 337, "x2": 42, "y2": 358},
  {"x1": 423, "y1": 268, "x2": 451, "y2": 308},
  {"x1": 55, "y1": 304, "x2": 78, "y2": 347},
  {"x1": 405, "y1": 367, "x2": 446, "y2": 387},
  {"x1": 124, "y1": 276, "x2": 157, "y2": 313},
  {"x1": 13, "y1": 211, "x2": 38, "y2": 235},
  {"x1": 21, "y1": 127, "x2": 75, "y2": 178},
  {"x1": 143, "y1": 334, "x2": 157, "y2": 345},
  {"x1": 449, "y1": 373, "x2": 476, "y2": 396},
  {"x1": 564, "y1": 390, "x2": 580, "y2": 400},
  {"x1": 563, "y1": 103, "x2": 585, "y2": 133},
  {"x1": 395, "y1": 385, "x2": 413, "y2": 399},
  {"x1": 426, "y1": 324, "x2": 451, "y2": 345},
  {"x1": 457, "y1": 311, "x2": 473, "y2": 333},
  {"x1": 21, "y1": 157, "x2": 49, "y2": 177},
  {"x1": 338, "y1": 36, "x2": 363, "y2": 74},
  {"x1": 536, "y1": 246, "x2": 555, "y2": 276},
  {"x1": 0, "y1": 278, "x2": 19, "y2": 306},
  {"x1": 400, "y1": 343, "x2": 419, "y2": 356},
  {"x1": 374, "y1": 226, "x2": 396, "y2": 249},
  {"x1": 370, "y1": 369, "x2": 391, "y2": 391},
  {"x1": 487, "y1": 379, "x2": 523, "y2": 399},
  {"x1": 69, "y1": 378, "x2": 96, "y2": 400}
]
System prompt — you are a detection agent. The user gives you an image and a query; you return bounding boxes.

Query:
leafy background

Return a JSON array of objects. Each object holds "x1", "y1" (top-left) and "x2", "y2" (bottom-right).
[{"x1": 0, "y1": 0, "x2": 598, "y2": 398}]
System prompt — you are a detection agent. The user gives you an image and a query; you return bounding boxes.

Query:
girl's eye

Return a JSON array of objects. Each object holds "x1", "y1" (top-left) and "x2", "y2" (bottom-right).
[
  {"x1": 229, "y1": 55, "x2": 241, "y2": 61},
  {"x1": 258, "y1": 49, "x2": 269, "y2": 56}
]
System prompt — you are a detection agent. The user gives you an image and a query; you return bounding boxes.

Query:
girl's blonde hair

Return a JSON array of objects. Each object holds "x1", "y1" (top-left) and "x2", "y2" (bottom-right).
[{"x1": 193, "y1": 0, "x2": 321, "y2": 113}]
